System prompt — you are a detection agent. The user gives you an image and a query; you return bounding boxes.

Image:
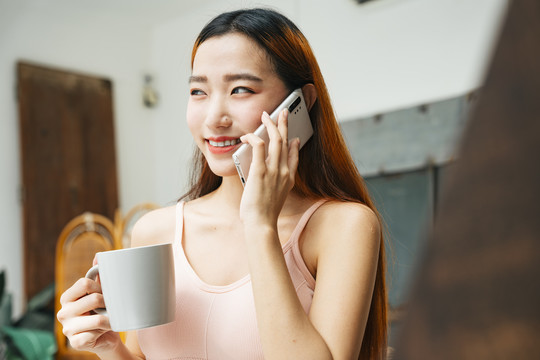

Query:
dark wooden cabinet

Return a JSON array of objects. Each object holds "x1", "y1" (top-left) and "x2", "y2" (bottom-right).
[{"x1": 17, "y1": 62, "x2": 118, "y2": 303}]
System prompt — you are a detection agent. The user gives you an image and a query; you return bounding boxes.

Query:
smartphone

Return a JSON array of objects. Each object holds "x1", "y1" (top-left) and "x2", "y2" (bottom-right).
[{"x1": 232, "y1": 88, "x2": 313, "y2": 186}]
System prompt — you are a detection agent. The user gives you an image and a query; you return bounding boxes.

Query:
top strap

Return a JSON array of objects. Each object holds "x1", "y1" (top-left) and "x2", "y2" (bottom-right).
[
  {"x1": 175, "y1": 201, "x2": 184, "y2": 246},
  {"x1": 287, "y1": 199, "x2": 328, "y2": 246}
]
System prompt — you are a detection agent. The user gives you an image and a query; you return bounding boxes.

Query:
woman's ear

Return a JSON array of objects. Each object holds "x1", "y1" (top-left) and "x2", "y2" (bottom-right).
[{"x1": 301, "y1": 83, "x2": 317, "y2": 111}]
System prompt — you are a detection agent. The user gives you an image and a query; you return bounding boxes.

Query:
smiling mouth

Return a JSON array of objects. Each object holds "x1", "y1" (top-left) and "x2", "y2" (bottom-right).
[{"x1": 208, "y1": 138, "x2": 241, "y2": 147}]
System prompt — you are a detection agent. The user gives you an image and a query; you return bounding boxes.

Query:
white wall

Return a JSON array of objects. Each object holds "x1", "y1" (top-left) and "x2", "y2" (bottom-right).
[
  {"x1": 0, "y1": 0, "x2": 508, "y2": 318},
  {"x1": 299, "y1": 0, "x2": 508, "y2": 120},
  {"x1": 0, "y1": 0, "x2": 158, "y2": 316}
]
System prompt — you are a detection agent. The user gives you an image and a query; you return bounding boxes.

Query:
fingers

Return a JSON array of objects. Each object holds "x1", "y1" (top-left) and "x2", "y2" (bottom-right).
[
  {"x1": 59, "y1": 291, "x2": 106, "y2": 319},
  {"x1": 62, "y1": 316, "x2": 113, "y2": 352},
  {"x1": 276, "y1": 109, "x2": 290, "y2": 159},
  {"x1": 263, "y1": 110, "x2": 286, "y2": 170},
  {"x1": 241, "y1": 109, "x2": 292, "y2": 181},
  {"x1": 60, "y1": 277, "x2": 102, "y2": 306},
  {"x1": 57, "y1": 277, "x2": 113, "y2": 353},
  {"x1": 58, "y1": 278, "x2": 105, "y2": 325},
  {"x1": 240, "y1": 133, "x2": 266, "y2": 175},
  {"x1": 57, "y1": 278, "x2": 106, "y2": 329},
  {"x1": 64, "y1": 314, "x2": 111, "y2": 335},
  {"x1": 288, "y1": 137, "x2": 300, "y2": 185},
  {"x1": 61, "y1": 313, "x2": 111, "y2": 337}
]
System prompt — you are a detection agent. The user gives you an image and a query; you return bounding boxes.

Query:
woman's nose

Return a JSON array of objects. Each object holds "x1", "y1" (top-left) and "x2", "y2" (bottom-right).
[{"x1": 205, "y1": 97, "x2": 232, "y2": 128}]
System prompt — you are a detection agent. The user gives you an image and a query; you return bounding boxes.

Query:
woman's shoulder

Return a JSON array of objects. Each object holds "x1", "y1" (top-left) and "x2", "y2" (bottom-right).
[
  {"x1": 130, "y1": 204, "x2": 177, "y2": 247},
  {"x1": 307, "y1": 200, "x2": 381, "y2": 248},
  {"x1": 315, "y1": 200, "x2": 379, "y2": 226}
]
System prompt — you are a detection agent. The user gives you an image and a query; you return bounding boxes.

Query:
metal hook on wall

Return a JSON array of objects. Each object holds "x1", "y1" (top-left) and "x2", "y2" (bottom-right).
[{"x1": 143, "y1": 74, "x2": 159, "y2": 108}]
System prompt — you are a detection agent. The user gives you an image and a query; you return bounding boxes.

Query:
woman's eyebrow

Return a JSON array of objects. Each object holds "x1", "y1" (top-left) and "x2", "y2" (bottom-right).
[
  {"x1": 188, "y1": 75, "x2": 207, "y2": 84},
  {"x1": 188, "y1": 73, "x2": 263, "y2": 84},
  {"x1": 223, "y1": 73, "x2": 263, "y2": 82}
]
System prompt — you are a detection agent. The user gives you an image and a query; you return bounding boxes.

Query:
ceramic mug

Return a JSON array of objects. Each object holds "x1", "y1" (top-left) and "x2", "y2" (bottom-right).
[{"x1": 85, "y1": 243, "x2": 175, "y2": 332}]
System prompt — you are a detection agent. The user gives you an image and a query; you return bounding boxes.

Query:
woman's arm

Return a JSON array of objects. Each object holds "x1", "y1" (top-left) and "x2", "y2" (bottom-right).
[
  {"x1": 244, "y1": 202, "x2": 380, "y2": 360},
  {"x1": 240, "y1": 110, "x2": 380, "y2": 359},
  {"x1": 305, "y1": 202, "x2": 380, "y2": 358}
]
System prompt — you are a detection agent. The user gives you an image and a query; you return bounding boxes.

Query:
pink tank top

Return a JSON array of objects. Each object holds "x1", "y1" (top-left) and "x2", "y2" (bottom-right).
[{"x1": 137, "y1": 200, "x2": 325, "y2": 360}]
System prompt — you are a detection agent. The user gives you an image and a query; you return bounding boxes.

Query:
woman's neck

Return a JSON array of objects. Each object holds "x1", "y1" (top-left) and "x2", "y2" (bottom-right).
[
  {"x1": 207, "y1": 174, "x2": 313, "y2": 218},
  {"x1": 212, "y1": 175, "x2": 245, "y2": 208}
]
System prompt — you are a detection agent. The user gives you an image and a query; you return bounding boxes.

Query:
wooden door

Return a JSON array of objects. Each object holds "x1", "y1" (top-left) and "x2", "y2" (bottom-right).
[{"x1": 17, "y1": 62, "x2": 118, "y2": 302}]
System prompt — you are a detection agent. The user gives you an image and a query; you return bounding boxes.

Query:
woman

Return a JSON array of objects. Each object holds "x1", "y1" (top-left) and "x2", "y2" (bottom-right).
[{"x1": 57, "y1": 8, "x2": 387, "y2": 360}]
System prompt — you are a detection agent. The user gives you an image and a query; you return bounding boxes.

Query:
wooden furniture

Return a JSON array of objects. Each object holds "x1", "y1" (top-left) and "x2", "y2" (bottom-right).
[
  {"x1": 54, "y1": 212, "x2": 116, "y2": 360},
  {"x1": 113, "y1": 203, "x2": 160, "y2": 249}
]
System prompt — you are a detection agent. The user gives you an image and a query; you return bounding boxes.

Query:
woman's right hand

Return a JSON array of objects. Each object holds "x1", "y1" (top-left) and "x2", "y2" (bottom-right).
[{"x1": 56, "y1": 275, "x2": 122, "y2": 355}]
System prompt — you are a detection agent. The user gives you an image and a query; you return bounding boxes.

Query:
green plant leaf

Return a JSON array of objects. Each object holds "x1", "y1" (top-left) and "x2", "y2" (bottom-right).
[{"x1": 1, "y1": 326, "x2": 56, "y2": 360}]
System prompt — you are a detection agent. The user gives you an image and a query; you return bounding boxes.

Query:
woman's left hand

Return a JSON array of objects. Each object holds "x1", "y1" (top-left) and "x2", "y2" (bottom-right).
[{"x1": 239, "y1": 109, "x2": 301, "y2": 227}]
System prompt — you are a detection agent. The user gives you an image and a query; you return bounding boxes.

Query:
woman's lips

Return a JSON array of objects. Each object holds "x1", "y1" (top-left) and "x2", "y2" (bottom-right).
[{"x1": 206, "y1": 137, "x2": 242, "y2": 154}]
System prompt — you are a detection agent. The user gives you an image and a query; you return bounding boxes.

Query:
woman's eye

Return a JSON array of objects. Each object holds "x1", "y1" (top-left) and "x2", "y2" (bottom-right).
[
  {"x1": 190, "y1": 89, "x2": 205, "y2": 96},
  {"x1": 231, "y1": 87, "x2": 253, "y2": 95}
]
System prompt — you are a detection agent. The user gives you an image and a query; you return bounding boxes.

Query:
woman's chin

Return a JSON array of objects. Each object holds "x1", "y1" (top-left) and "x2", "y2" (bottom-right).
[{"x1": 207, "y1": 162, "x2": 240, "y2": 179}]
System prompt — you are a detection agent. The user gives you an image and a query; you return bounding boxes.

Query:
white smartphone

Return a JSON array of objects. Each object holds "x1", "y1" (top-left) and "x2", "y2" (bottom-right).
[{"x1": 232, "y1": 88, "x2": 313, "y2": 186}]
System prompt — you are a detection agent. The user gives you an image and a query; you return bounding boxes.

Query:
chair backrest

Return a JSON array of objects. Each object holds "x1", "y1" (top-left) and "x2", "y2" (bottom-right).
[
  {"x1": 113, "y1": 202, "x2": 160, "y2": 249},
  {"x1": 54, "y1": 212, "x2": 116, "y2": 359}
]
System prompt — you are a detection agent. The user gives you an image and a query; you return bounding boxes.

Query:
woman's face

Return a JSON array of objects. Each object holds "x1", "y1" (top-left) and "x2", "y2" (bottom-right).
[{"x1": 187, "y1": 33, "x2": 289, "y2": 178}]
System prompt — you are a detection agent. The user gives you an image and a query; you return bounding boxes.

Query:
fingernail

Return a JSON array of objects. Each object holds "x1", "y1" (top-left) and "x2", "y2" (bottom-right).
[{"x1": 263, "y1": 111, "x2": 270, "y2": 118}]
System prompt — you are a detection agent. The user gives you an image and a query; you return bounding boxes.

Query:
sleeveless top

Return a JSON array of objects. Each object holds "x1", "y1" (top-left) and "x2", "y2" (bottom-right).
[{"x1": 137, "y1": 200, "x2": 325, "y2": 360}]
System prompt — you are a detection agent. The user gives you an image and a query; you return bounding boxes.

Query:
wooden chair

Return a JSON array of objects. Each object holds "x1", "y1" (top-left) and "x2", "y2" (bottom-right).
[
  {"x1": 113, "y1": 202, "x2": 160, "y2": 249},
  {"x1": 54, "y1": 212, "x2": 116, "y2": 360}
]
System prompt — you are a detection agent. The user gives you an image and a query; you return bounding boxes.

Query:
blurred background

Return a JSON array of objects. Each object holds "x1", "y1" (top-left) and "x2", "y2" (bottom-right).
[{"x1": 0, "y1": 0, "x2": 509, "y2": 357}]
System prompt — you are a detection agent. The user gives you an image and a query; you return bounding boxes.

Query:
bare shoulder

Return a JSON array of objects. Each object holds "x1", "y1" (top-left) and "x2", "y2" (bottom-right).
[
  {"x1": 130, "y1": 205, "x2": 177, "y2": 247},
  {"x1": 305, "y1": 200, "x2": 381, "y2": 254},
  {"x1": 312, "y1": 200, "x2": 380, "y2": 235}
]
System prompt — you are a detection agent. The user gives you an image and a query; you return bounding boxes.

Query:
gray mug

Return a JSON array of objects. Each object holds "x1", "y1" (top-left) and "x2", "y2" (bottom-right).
[{"x1": 85, "y1": 243, "x2": 175, "y2": 332}]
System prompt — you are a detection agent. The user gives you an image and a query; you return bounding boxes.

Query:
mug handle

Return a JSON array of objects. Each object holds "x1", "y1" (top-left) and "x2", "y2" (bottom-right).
[{"x1": 85, "y1": 264, "x2": 107, "y2": 315}]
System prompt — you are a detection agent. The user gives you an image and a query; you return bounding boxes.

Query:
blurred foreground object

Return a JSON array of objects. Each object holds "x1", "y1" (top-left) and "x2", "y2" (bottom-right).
[{"x1": 394, "y1": 0, "x2": 540, "y2": 359}]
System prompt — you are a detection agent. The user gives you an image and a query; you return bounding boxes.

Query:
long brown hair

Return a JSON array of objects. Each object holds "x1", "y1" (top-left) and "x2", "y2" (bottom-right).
[{"x1": 184, "y1": 8, "x2": 387, "y2": 359}]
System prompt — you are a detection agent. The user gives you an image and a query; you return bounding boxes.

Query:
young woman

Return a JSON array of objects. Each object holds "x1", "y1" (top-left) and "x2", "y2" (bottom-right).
[{"x1": 57, "y1": 8, "x2": 387, "y2": 360}]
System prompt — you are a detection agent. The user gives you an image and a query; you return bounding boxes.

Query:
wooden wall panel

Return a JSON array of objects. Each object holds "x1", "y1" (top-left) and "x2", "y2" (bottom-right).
[{"x1": 18, "y1": 62, "x2": 118, "y2": 301}]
